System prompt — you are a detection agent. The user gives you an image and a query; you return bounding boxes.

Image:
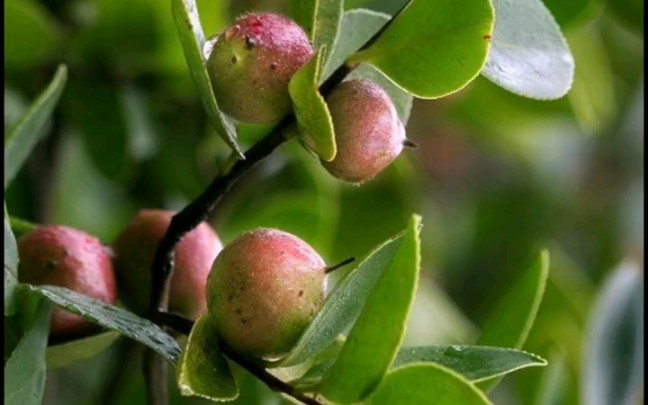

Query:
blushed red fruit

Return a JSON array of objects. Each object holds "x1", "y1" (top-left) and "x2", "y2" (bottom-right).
[
  {"x1": 17, "y1": 225, "x2": 117, "y2": 338},
  {"x1": 206, "y1": 228, "x2": 327, "y2": 358},
  {"x1": 206, "y1": 13, "x2": 314, "y2": 124},
  {"x1": 112, "y1": 210, "x2": 223, "y2": 320},
  {"x1": 322, "y1": 79, "x2": 406, "y2": 184}
]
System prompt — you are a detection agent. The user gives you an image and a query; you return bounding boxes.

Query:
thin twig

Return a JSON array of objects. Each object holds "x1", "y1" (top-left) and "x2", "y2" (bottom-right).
[
  {"x1": 146, "y1": 116, "x2": 294, "y2": 317},
  {"x1": 222, "y1": 345, "x2": 325, "y2": 405}
]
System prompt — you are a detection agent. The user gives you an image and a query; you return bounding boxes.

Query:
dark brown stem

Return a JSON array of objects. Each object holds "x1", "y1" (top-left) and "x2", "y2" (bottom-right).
[
  {"x1": 146, "y1": 117, "x2": 294, "y2": 317},
  {"x1": 221, "y1": 344, "x2": 325, "y2": 405}
]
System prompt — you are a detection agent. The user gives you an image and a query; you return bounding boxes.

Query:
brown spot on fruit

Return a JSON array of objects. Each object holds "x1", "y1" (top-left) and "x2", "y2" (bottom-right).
[
  {"x1": 206, "y1": 13, "x2": 314, "y2": 124},
  {"x1": 207, "y1": 228, "x2": 327, "y2": 359}
]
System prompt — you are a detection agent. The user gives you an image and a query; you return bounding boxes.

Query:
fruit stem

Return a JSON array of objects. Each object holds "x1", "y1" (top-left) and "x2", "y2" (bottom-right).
[
  {"x1": 325, "y1": 257, "x2": 356, "y2": 274},
  {"x1": 403, "y1": 139, "x2": 419, "y2": 149}
]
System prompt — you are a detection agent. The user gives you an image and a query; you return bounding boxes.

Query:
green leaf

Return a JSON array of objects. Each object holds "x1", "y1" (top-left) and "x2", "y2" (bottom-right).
[
  {"x1": 288, "y1": 344, "x2": 546, "y2": 389},
  {"x1": 325, "y1": 10, "x2": 413, "y2": 122},
  {"x1": 63, "y1": 80, "x2": 134, "y2": 183},
  {"x1": 393, "y1": 346, "x2": 547, "y2": 383},
  {"x1": 322, "y1": 9, "x2": 390, "y2": 80},
  {"x1": 319, "y1": 215, "x2": 421, "y2": 403},
  {"x1": 46, "y1": 331, "x2": 121, "y2": 369},
  {"x1": 278, "y1": 223, "x2": 409, "y2": 367},
  {"x1": 346, "y1": 64, "x2": 413, "y2": 124},
  {"x1": 348, "y1": 0, "x2": 494, "y2": 99},
  {"x1": 4, "y1": 205, "x2": 19, "y2": 316},
  {"x1": 365, "y1": 363, "x2": 493, "y2": 405},
  {"x1": 4, "y1": 65, "x2": 67, "y2": 190},
  {"x1": 476, "y1": 250, "x2": 550, "y2": 392},
  {"x1": 4, "y1": 0, "x2": 62, "y2": 70},
  {"x1": 4, "y1": 297, "x2": 51, "y2": 405},
  {"x1": 476, "y1": 250, "x2": 550, "y2": 348},
  {"x1": 582, "y1": 261, "x2": 644, "y2": 405},
  {"x1": 287, "y1": 337, "x2": 346, "y2": 391},
  {"x1": 482, "y1": 0, "x2": 575, "y2": 99},
  {"x1": 24, "y1": 285, "x2": 182, "y2": 364},
  {"x1": 291, "y1": 0, "x2": 343, "y2": 63},
  {"x1": 171, "y1": 0, "x2": 243, "y2": 158},
  {"x1": 177, "y1": 315, "x2": 238, "y2": 401},
  {"x1": 289, "y1": 47, "x2": 337, "y2": 161}
]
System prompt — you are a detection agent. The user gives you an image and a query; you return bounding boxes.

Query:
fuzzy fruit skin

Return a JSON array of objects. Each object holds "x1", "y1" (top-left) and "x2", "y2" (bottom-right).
[
  {"x1": 112, "y1": 210, "x2": 223, "y2": 319},
  {"x1": 17, "y1": 225, "x2": 117, "y2": 338},
  {"x1": 322, "y1": 79, "x2": 406, "y2": 184},
  {"x1": 206, "y1": 13, "x2": 314, "y2": 124},
  {"x1": 207, "y1": 229, "x2": 326, "y2": 358}
]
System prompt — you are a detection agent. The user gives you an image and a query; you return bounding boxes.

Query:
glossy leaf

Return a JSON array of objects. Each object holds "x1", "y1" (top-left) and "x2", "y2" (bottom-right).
[
  {"x1": 482, "y1": 0, "x2": 575, "y2": 99},
  {"x1": 4, "y1": 298, "x2": 51, "y2": 405},
  {"x1": 393, "y1": 345, "x2": 547, "y2": 382},
  {"x1": 177, "y1": 315, "x2": 238, "y2": 401},
  {"x1": 323, "y1": 9, "x2": 389, "y2": 80},
  {"x1": 477, "y1": 250, "x2": 550, "y2": 348},
  {"x1": 582, "y1": 261, "x2": 644, "y2": 405},
  {"x1": 346, "y1": 64, "x2": 413, "y2": 124},
  {"x1": 476, "y1": 250, "x2": 550, "y2": 392},
  {"x1": 4, "y1": 205, "x2": 19, "y2": 316},
  {"x1": 46, "y1": 331, "x2": 121, "y2": 369},
  {"x1": 289, "y1": 47, "x2": 337, "y2": 161},
  {"x1": 348, "y1": 0, "x2": 494, "y2": 99},
  {"x1": 291, "y1": 0, "x2": 343, "y2": 61},
  {"x1": 278, "y1": 224, "x2": 409, "y2": 367},
  {"x1": 366, "y1": 363, "x2": 493, "y2": 405},
  {"x1": 25, "y1": 285, "x2": 182, "y2": 364},
  {"x1": 319, "y1": 215, "x2": 421, "y2": 403},
  {"x1": 288, "y1": 344, "x2": 546, "y2": 389},
  {"x1": 171, "y1": 0, "x2": 243, "y2": 158},
  {"x1": 4, "y1": 0, "x2": 62, "y2": 70},
  {"x1": 287, "y1": 337, "x2": 346, "y2": 391},
  {"x1": 4, "y1": 65, "x2": 67, "y2": 190}
]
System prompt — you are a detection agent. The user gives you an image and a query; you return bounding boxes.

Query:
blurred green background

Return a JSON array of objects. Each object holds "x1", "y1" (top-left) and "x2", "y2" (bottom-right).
[{"x1": 4, "y1": 0, "x2": 643, "y2": 404}]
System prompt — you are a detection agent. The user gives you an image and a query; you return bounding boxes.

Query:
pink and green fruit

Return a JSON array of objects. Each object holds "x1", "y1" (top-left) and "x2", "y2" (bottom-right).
[
  {"x1": 206, "y1": 13, "x2": 314, "y2": 124},
  {"x1": 323, "y1": 79, "x2": 406, "y2": 184},
  {"x1": 112, "y1": 210, "x2": 223, "y2": 320},
  {"x1": 207, "y1": 228, "x2": 327, "y2": 358},
  {"x1": 18, "y1": 225, "x2": 118, "y2": 339}
]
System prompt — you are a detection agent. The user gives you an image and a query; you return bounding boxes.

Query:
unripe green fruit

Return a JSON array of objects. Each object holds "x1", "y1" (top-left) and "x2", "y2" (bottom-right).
[
  {"x1": 206, "y1": 229, "x2": 327, "y2": 358},
  {"x1": 206, "y1": 13, "x2": 314, "y2": 124},
  {"x1": 18, "y1": 225, "x2": 117, "y2": 339},
  {"x1": 112, "y1": 210, "x2": 223, "y2": 320},
  {"x1": 322, "y1": 79, "x2": 406, "y2": 184}
]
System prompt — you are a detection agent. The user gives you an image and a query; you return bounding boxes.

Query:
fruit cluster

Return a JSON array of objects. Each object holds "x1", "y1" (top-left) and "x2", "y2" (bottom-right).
[{"x1": 18, "y1": 11, "x2": 411, "y2": 359}]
